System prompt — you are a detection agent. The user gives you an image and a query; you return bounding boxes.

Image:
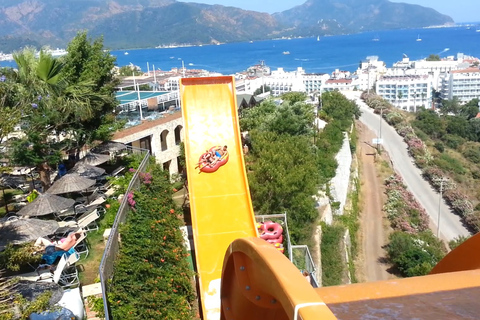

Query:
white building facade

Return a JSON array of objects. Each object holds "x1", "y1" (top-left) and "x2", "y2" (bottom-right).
[
  {"x1": 441, "y1": 67, "x2": 480, "y2": 103},
  {"x1": 376, "y1": 75, "x2": 432, "y2": 111}
]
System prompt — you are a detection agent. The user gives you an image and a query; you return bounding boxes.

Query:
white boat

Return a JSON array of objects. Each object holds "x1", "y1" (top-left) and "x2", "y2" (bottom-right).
[
  {"x1": 416, "y1": 34, "x2": 422, "y2": 41},
  {"x1": 124, "y1": 51, "x2": 129, "y2": 55},
  {"x1": 372, "y1": 35, "x2": 379, "y2": 41},
  {"x1": 282, "y1": 51, "x2": 290, "y2": 55},
  {"x1": 317, "y1": 36, "x2": 320, "y2": 41}
]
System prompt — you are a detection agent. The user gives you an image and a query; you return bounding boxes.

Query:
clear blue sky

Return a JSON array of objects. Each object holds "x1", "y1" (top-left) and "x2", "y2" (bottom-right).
[{"x1": 178, "y1": 0, "x2": 479, "y2": 23}]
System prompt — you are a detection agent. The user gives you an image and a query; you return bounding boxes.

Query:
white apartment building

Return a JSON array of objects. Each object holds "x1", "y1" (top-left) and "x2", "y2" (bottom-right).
[
  {"x1": 303, "y1": 73, "x2": 330, "y2": 94},
  {"x1": 391, "y1": 54, "x2": 471, "y2": 90},
  {"x1": 353, "y1": 56, "x2": 387, "y2": 91},
  {"x1": 441, "y1": 67, "x2": 480, "y2": 103},
  {"x1": 323, "y1": 79, "x2": 353, "y2": 92},
  {"x1": 263, "y1": 67, "x2": 306, "y2": 96},
  {"x1": 239, "y1": 67, "x2": 329, "y2": 96},
  {"x1": 376, "y1": 75, "x2": 432, "y2": 112}
]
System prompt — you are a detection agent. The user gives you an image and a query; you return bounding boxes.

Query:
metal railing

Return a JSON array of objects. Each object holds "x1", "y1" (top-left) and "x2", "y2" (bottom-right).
[
  {"x1": 291, "y1": 244, "x2": 319, "y2": 288},
  {"x1": 98, "y1": 146, "x2": 150, "y2": 319},
  {"x1": 255, "y1": 213, "x2": 293, "y2": 261},
  {"x1": 256, "y1": 212, "x2": 319, "y2": 287}
]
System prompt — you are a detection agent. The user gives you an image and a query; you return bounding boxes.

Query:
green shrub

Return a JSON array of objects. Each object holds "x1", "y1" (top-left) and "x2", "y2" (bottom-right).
[
  {"x1": 434, "y1": 142, "x2": 444, "y2": 153},
  {"x1": 432, "y1": 153, "x2": 466, "y2": 175},
  {"x1": 0, "y1": 243, "x2": 41, "y2": 272},
  {"x1": 448, "y1": 235, "x2": 470, "y2": 250},
  {"x1": 462, "y1": 147, "x2": 480, "y2": 163},
  {"x1": 108, "y1": 163, "x2": 195, "y2": 320},
  {"x1": 442, "y1": 134, "x2": 465, "y2": 150},
  {"x1": 321, "y1": 223, "x2": 345, "y2": 286},
  {"x1": 386, "y1": 231, "x2": 446, "y2": 277}
]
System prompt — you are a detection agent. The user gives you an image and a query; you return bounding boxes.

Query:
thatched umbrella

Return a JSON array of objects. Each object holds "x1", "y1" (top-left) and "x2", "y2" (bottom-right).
[
  {"x1": 70, "y1": 163, "x2": 106, "y2": 178},
  {"x1": 0, "y1": 217, "x2": 59, "y2": 247},
  {"x1": 78, "y1": 152, "x2": 110, "y2": 166},
  {"x1": 14, "y1": 280, "x2": 64, "y2": 305},
  {"x1": 1, "y1": 279, "x2": 64, "y2": 317},
  {"x1": 46, "y1": 173, "x2": 96, "y2": 195},
  {"x1": 91, "y1": 141, "x2": 127, "y2": 154},
  {"x1": 16, "y1": 193, "x2": 75, "y2": 217}
]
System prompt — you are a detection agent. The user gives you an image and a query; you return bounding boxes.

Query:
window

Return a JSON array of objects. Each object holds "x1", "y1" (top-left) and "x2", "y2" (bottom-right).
[
  {"x1": 174, "y1": 125, "x2": 183, "y2": 145},
  {"x1": 160, "y1": 130, "x2": 169, "y2": 151},
  {"x1": 140, "y1": 136, "x2": 152, "y2": 154}
]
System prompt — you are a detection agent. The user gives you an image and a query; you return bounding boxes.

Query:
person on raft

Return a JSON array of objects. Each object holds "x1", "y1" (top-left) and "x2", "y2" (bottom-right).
[{"x1": 211, "y1": 146, "x2": 227, "y2": 165}]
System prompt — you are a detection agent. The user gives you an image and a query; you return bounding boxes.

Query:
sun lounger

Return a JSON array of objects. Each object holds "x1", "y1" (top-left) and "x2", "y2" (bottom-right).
[
  {"x1": 61, "y1": 209, "x2": 101, "y2": 233},
  {"x1": 37, "y1": 252, "x2": 80, "y2": 288}
]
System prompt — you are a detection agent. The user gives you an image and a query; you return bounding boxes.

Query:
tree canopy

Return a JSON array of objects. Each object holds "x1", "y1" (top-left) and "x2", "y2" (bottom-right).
[
  {"x1": 241, "y1": 91, "x2": 359, "y2": 243},
  {"x1": 3, "y1": 32, "x2": 119, "y2": 189}
]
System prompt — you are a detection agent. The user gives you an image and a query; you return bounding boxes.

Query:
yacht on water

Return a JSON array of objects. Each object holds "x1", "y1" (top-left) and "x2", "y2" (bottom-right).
[
  {"x1": 282, "y1": 51, "x2": 290, "y2": 55},
  {"x1": 416, "y1": 34, "x2": 422, "y2": 41}
]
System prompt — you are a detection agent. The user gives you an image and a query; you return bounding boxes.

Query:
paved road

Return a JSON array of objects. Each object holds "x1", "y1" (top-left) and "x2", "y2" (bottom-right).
[{"x1": 344, "y1": 91, "x2": 470, "y2": 241}]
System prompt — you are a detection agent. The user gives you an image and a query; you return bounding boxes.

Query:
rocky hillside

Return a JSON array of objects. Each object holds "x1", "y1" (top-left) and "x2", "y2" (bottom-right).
[{"x1": 0, "y1": 0, "x2": 453, "y2": 51}]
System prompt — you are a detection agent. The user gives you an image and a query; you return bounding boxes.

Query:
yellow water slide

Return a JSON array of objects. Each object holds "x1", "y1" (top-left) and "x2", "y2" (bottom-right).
[{"x1": 179, "y1": 76, "x2": 258, "y2": 320}]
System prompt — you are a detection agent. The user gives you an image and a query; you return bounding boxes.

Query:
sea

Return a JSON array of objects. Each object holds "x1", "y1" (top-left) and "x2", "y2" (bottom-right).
[{"x1": 2, "y1": 26, "x2": 480, "y2": 74}]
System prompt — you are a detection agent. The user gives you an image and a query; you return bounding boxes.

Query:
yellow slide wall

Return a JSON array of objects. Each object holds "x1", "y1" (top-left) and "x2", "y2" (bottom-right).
[{"x1": 179, "y1": 76, "x2": 258, "y2": 320}]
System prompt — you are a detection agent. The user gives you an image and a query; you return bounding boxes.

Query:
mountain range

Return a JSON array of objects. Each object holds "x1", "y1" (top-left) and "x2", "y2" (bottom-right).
[{"x1": 0, "y1": 0, "x2": 454, "y2": 52}]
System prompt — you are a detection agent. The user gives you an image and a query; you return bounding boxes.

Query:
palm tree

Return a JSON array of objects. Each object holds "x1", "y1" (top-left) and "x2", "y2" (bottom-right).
[
  {"x1": 9, "y1": 48, "x2": 108, "y2": 190},
  {"x1": 397, "y1": 91, "x2": 403, "y2": 109}
]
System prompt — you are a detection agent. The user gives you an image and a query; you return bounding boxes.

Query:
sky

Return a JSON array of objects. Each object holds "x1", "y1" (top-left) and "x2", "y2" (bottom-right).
[{"x1": 178, "y1": 0, "x2": 479, "y2": 23}]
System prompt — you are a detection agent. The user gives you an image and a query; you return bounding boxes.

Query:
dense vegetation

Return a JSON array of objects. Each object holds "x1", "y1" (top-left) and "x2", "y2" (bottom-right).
[
  {"x1": 108, "y1": 162, "x2": 196, "y2": 319},
  {"x1": 241, "y1": 91, "x2": 360, "y2": 246},
  {"x1": 383, "y1": 174, "x2": 447, "y2": 276},
  {"x1": 0, "y1": 32, "x2": 120, "y2": 190}
]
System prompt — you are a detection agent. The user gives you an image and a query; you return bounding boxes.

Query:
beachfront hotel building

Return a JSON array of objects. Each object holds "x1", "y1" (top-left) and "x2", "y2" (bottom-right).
[
  {"x1": 440, "y1": 67, "x2": 480, "y2": 103},
  {"x1": 390, "y1": 54, "x2": 471, "y2": 91},
  {"x1": 375, "y1": 75, "x2": 432, "y2": 112},
  {"x1": 238, "y1": 66, "x2": 329, "y2": 96}
]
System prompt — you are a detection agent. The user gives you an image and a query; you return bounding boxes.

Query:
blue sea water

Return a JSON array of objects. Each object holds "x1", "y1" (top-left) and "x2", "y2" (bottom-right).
[{"x1": 2, "y1": 26, "x2": 480, "y2": 74}]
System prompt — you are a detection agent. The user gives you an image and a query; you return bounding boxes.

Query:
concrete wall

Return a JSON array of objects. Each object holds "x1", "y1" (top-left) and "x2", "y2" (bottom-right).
[{"x1": 329, "y1": 132, "x2": 352, "y2": 215}]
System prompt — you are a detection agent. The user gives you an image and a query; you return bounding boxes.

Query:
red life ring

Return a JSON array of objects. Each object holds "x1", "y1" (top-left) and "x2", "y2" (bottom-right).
[
  {"x1": 197, "y1": 146, "x2": 229, "y2": 173},
  {"x1": 266, "y1": 235, "x2": 283, "y2": 244},
  {"x1": 258, "y1": 221, "x2": 283, "y2": 241}
]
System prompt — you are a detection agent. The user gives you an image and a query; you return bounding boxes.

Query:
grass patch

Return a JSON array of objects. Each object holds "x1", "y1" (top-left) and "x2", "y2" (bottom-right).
[{"x1": 336, "y1": 177, "x2": 360, "y2": 283}]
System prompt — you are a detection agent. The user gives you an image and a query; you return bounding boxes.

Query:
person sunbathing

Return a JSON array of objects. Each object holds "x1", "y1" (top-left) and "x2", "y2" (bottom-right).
[{"x1": 35, "y1": 232, "x2": 82, "y2": 254}]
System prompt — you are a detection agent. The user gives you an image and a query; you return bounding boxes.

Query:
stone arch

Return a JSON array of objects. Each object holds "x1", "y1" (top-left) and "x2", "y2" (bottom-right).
[
  {"x1": 174, "y1": 125, "x2": 183, "y2": 145},
  {"x1": 160, "y1": 129, "x2": 169, "y2": 151}
]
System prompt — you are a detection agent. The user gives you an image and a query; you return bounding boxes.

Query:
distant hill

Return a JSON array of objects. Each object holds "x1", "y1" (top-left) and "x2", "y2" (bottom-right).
[
  {"x1": 273, "y1": 0, "x2": 454, "y2": 36},
  {"x1": 0, "y1": 0, "x2": 454, "y2": 52}
]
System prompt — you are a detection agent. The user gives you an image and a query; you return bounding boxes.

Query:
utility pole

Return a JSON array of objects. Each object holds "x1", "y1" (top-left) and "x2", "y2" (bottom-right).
[
  {"x1": 432, "y1": 177, "x2": 453, "y2": 238},
  {"x1": 377, "y1": 106, "x2": 384, "y2": 153}
]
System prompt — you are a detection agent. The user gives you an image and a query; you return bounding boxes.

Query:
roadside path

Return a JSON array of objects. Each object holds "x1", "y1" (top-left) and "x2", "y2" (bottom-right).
[
  {"x1": 345, "y1": 91, "x2": 470, "y2": 241},
  {"x1": 357, "y1": 122, "x2": 390, "y2": 282}
]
